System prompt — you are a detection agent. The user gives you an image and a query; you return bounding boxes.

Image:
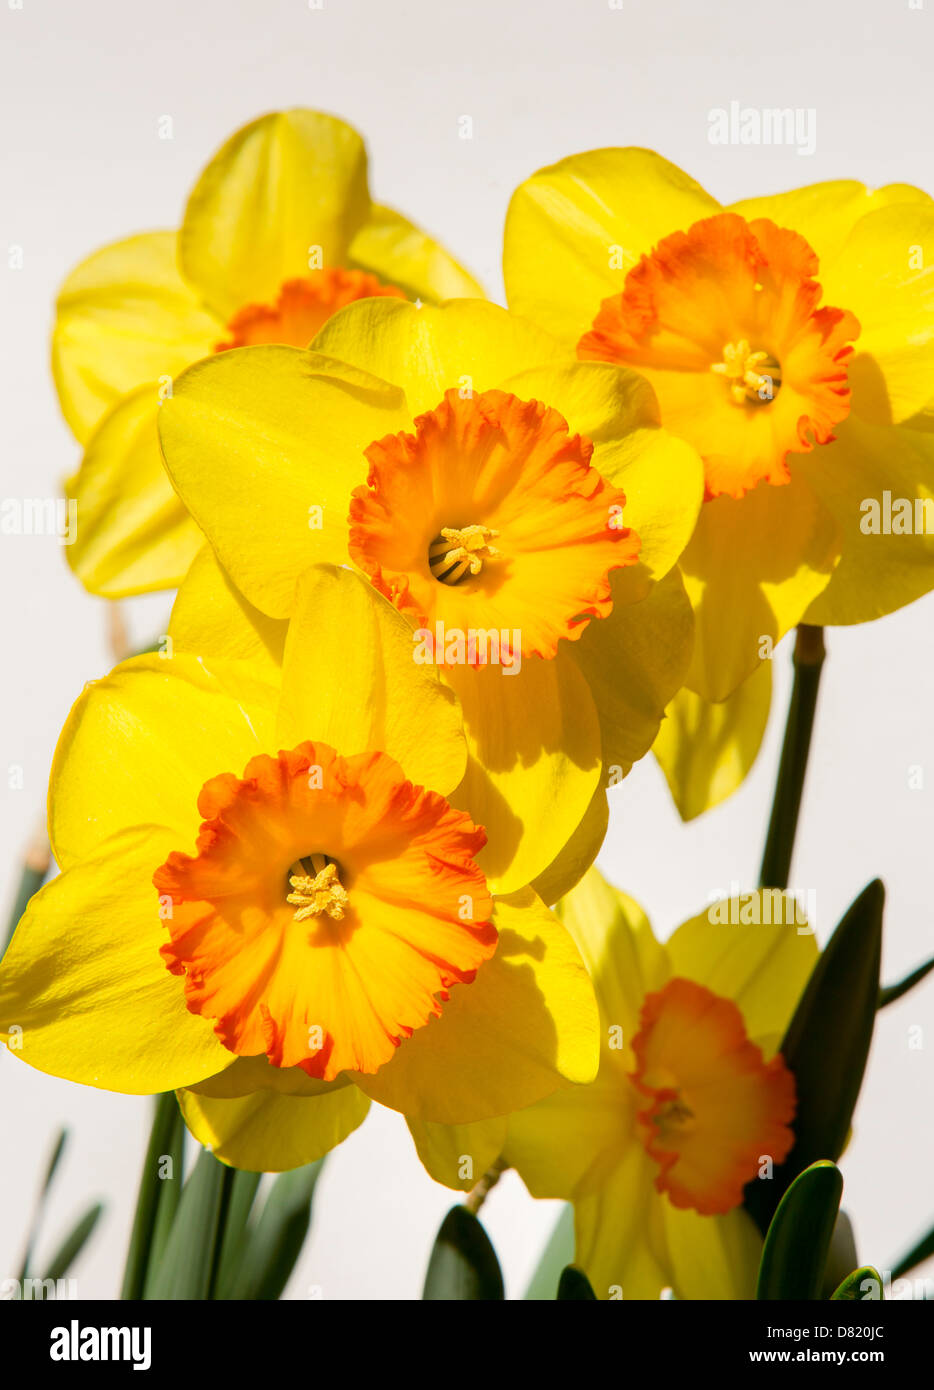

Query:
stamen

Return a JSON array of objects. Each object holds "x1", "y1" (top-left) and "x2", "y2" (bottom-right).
[
  {"x1": 651, "y1": 1095, "x2": 695, "y2": 1135},
  {"x1": 287, "y1": 853, "x2": 349, "y2": 922},
  {"x1": 711, "y1": 339, "x2": 782, "y2": 405},
  {"x1": 428, "y1": 525, "x2": 500, "y2": 585}
]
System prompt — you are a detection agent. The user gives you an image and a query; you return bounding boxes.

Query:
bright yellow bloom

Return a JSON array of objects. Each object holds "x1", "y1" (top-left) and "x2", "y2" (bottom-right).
[
  {"x1": 415, "y1": 869, "x2": 817, "y2": 1299},
  {"x1": 504, "y1": 150, "x2": 934, "y2": 728},
  {"x1": 0, "y1": 566, "x2": 600, "y2": 1171},
  {"x1": 53, "y1": 109, "x2": 483, "y2": 597},
  {"x1": 157, "y1": 297, "x2": 704, "y2": 897}
]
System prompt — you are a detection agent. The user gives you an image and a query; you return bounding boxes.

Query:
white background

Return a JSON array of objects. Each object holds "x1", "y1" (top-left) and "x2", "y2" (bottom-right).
[{"x1": 1, "y1": 0, "x2": 932, "y2": 1300}]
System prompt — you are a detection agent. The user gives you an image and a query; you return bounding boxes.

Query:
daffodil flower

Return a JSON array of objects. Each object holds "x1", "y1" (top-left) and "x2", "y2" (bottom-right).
[
  {"x1": 504, "y1": 150, "x2": 934, "y2": 808},
  {"x1": 415, "y1": 869, "x2": 817, "y2": 1298},
  {"x1": 53, "y1": 109, "x2": 483, "y2": 598},
  {"x1": 0, "y1": 566, "x2": 598, "y2": 1171},
  {"x1": 157, "y1": 297, "x2": 704, "y2": 898}
]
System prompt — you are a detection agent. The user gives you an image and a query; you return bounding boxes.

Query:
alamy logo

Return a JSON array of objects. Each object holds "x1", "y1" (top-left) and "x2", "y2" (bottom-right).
[
  {"x1": 49, "y1": 1320, "x2": 151, "y2": 1371},
  {"x1": 412, "y1": 622, "x2": 523, "y2": 675},
  {"x1": 708, "y1": 102, "x2": 817, "y2": 156},
  {"x1": 860, "y1": 490, "x2": 934, "y2": 535},
  {"x1": 0, "y1": 497, "x2": 77, "y2": 545}
]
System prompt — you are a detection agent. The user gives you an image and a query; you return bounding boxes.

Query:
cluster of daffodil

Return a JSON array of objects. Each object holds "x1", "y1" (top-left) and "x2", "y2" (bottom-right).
[{"x1": 2, "y1": 109, "x2": 933, "y2": 1301}]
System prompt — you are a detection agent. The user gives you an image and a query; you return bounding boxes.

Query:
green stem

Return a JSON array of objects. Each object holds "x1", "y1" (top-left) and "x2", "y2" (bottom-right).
[{"x1": 759, "y1": 625, "x2": 826, "y2": 891}]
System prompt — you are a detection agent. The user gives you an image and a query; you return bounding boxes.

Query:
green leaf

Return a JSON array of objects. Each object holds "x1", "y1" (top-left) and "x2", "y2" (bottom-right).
[
  {"x1": 223, "y1": 1161, "x2": 323, "y2": 1301},
  {"x1": 831, "y1": 1266, "x2": 884, "y2": 1300},
  {"x1": 890, "y1": 1220, "x2": 934, "y2": 1280},
  {"x1": 557, "y1": 1265, "x2": 596, "y2": 1300},
  {"x1": 141, "y1": 1098, "x2": 187, "y2": 1295},
  {"x1": 820, "y1": 1210, "x2": 859, "y2": 1300},
  {"x1": 43, "y1": 1202, "x2": 104, "y2": 1282},
  {"x1": 122, "y1": 1092, "x2": 183, "y2": 1300},
  {"x1": 878, "y1": 955, "x2": 934, "y2": 1009},
  {"x1": 17, "y1": 1128, "x2": 68, "y2": 1280},
  {"x1": 213, "y1": 1169, "x2": 263, "y2": 1300},
  {"x1": 423, "y1": 1205, "x2": 505, "y2": 1300},
  {"x1": 524, "y1": 1204, "x2": 575, "y2": 1300},
  {"x1": 144, "y1": 1148, "x2": 231, "y2": 1300},
  {"x1": 757, "y1": 1162, "x2": 843, "y2": 1301},
  {"x1": 745, "y1": 881, "x2": 883, "y2": 1231}
]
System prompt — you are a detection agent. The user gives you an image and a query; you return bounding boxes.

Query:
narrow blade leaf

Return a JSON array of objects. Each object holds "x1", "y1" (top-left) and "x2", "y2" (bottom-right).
[
  {"x1": 423, "y1": 1205, "x2": 505, "y2": 1300},
  {"x1": 224, "y1": 1161, "x2": 323, "y2": 1301},
  {"x1": 756, "y1": 1161, "x2": 843, "y2": 1301},
  {"x1": 122, "y1": 1092, "x2": 183, "y2": 1300},
  {"x1": 43, "y1": 1202, "x2": 104, "y2": 1282},
  {"x1": 832, "y1": 1266, "x2": 884, "y2": 1300},
  {"x1": 144, "y1": 1148, "x2": 230, "y2": 1300},
  {"x1": 746, "y1": 881, "x2": 883, "y2": 1231},
  {"x1": 879, "y1": 955, "x2": 934, "y2": 1009},
  {"x1": 557, "y1": 1265, "x2": 596, "y2": 1300}
]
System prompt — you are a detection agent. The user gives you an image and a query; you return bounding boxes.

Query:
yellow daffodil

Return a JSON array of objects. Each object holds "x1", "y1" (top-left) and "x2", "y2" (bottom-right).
[
  {"x1": 53, "y1": 108, "x2": 483, "y2": 598},
  {"x1": 0, "y1": 565, "x2": 599, "y2": 1172},
  {"x1": 413, "y1": 869, "x2": 817, "y2": 1298},
  {"x1": 157, "y1": 297, "x2": 704, "y2": 898},
  {"x1": 505, "y1": 150, "x2": 934, "y2": 812}
]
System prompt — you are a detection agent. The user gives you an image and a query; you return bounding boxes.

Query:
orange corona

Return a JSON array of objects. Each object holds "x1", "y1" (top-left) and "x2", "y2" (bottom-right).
[
  {"x1": 579, "y1": 213, "x2": 860, "y2": 501},
  {"x1": 348, "y1": 388, "x2": 641, "y2": 663},
  {"x1": 629, "y1": 977, "x2": 796, "y2": 1215},
  {"x1": 216, "y1": 268, "x2": 407, "y2": 351},
  {"x1": 154, "y1": 741, "x2": 496, "y2": 1081}
]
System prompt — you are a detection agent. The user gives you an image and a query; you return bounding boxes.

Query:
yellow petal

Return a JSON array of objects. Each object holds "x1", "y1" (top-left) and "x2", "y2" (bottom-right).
[
  {"x1": 0, "y1": 827, "x2": 233, "y2": 1093},
  {"x1": 50, "y1": 652, "x2": 278, "y2": 869},
  {"x1": 531, "y1": 785, "x2": 608, "y2": 908},
  {"x1": 666, "y1": 891, "x2": 818, "y2": 1048},
  {"x1": 680, "y1": 473, "x2": 839, "y2": 701},
  {"x1": 653, "y1": 662, "x2": 772, "y2": 821},
  {"x1": 728, "y1": 180, "x2": 933, "y2": 267},
  {"x1": 179, "y1": 110, "x2": 370, "y2": 319},
  {"x1": 572, "y1": 568, "x2": 695, "y2": 778},
  {"x1": 158, "y1": 346, "x2": 408, "y2": 617},
  {"x1": 594, "y1": 428, "x2": 705, "y2": 597},
  {"x1": 504, "y1": 148, "x2": 719, "y2": 344},
  {"x1": 821, "y1": 204, "x2": 934, "y2": 426},
  {"x1": 65, "y1": 384, "x2": 204, "y2": 597},
  {"x1": 353, "y1": 887, "x2": 599, "y2": 1124},
  {"x1": 349, "y1": 203, "x2": 486, "y2": 301},
  {"x1": 503, "y1": 1074, "x2": 633, "y2": 1201},
  {"x1": 498, "y1": 360, "x2": 706, "y2": 594},
  {"x1": 311, "y1": 297, "x2": 562, "y2": 417},
  {"x1": 277, "y1": 564, "x2": 467, "y2": 795},
  {"x1": 573, "y1": 1145, "x2": 670, "y2": 1299},
  {"x1": 187, "y1": 1053, "x2": 349, "y2": 1098},
  {"x1": 177, "y1": 1082, "x2": 369, "y2": 1171},
  {"x1": 555, "y1": 867, "x2": 669, "y2": 1045},
  {"x1": 801, "y1": 417, "x2": 934, "y2": 625},
  {"x1": 499, "y1": 358, "x2": 660, "y2": 442},
  {"x1": 406, "y1": 1116, "x2": 508, "y2": 1191},
  {"x1": 444, "y1": 651, "x2": 602, "y2": 895},
  {"x1": 52, "y1": 231, "x2": 219, "y2": 442},
  {"x1": 662, "y1": 1201, "x2": 762, "y2": 1300},
  {"x1": 169, "y1": 545, "x2": 288, "y2": 679}
]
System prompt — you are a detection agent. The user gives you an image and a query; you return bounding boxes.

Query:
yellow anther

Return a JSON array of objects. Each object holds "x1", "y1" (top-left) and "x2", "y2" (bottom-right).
[
  {"x1": 428, "y1": 524, "x2": 500, "y2": 585},
  {"x1": 711, "y1": 339, "x2": 781, "y2": 405},
  {"x1": 287, "y1": 857, "x2": 349, "y2": 922}
]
